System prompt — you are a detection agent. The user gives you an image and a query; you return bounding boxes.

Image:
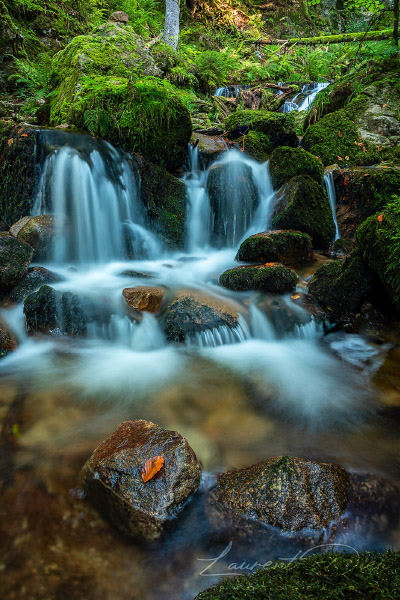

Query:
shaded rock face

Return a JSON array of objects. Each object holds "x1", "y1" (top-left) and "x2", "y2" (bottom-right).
[
  {"x1": 16, "y1": 215, "x2": 59, "y2": 260},
  {"x1": 122, "y1": 286, "x2": 165, "y2": 313},
  {"x1": 161, "y1": 291, "x2": 239, "y2": 342},
  {"x1": 9, "y1": 215, "x2": 31, "y2": 238},
  {"x1": 9, "y1": 267, "x2": 63, "y2": 303},
  {"x1": 236, "y1": 230, "x2": 313, "y2": 265},
  {"x1": 207, "y1": 161, "x2": 259, "y2": 248},
  {"x1": 308, "y1": 254, "x2": 375, "y2": 321},
  {"x1": 0, "y1": 235, "x2": 33, "y2": 291},
  {"x1": 109, "y1": 11, "x2": 129, "y2": 23},
  {"x1": 219, "y1": 264, "x2": 297, "y2": 294},
  {"x1": 81, "y1": 420, "x2": 202, "y2": 541},
  {"x1": 355, "y1": 83, "x2": 400, "y2": 150},
  {"x1": 211, "y1": 456, "x2": 349, "y2": 534},
  {"x1": 191, "y1": 133, "x2": 226, "y2": 167},
  {"x1": 0, "y1": 322, "x2": 17, "y2": 359},
  {"x1": 269, "y1": 146, "x2": 323, "y2": 190},
  {"x1": 272, "y1": 175, "x2": 335, "y2": 250}
]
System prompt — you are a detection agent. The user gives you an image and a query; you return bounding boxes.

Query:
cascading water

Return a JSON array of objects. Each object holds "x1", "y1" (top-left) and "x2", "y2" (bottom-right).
[
  {"x1": 34, "y1": 129, "x2": 161, "y2": 265},
  {"x1": 324, "y1": 171, "x2": 340, "y2": 240},
  {"x1": 280, "y1": 82, "x2": 330, "y2": 113}
]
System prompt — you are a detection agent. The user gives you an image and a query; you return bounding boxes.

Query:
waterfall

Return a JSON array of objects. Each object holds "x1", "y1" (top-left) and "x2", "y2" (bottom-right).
[
  {"x1": 324, "y1": 171, "x2": 340, "y2": 240},
  {"x1": 33, "y1": 129, "x2": 161, "y2": 265},
  {"x1": 280, "y1": 82, "x2": 329, "y2": 113},
  {"x1": 187, "y1": 315, "x2": 251, "y2": 347},
  {"x1": 184, "y1": 147, "x2": 275, "y2": 250}
]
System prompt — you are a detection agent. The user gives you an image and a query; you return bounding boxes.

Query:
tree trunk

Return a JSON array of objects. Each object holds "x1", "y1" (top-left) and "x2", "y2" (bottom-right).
[
  {"x1": 254, "y1": 29, "x2": 393, "y2": 46},
  {"x1": 394, "y1": 0, "x2": 399, "y2": 47},
  {"x1": 164, "y1": 0, "x2": 180, "y2": 51}
]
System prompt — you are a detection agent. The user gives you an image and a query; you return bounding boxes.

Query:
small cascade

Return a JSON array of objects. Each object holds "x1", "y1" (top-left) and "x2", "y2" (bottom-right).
[
  {"x1": 324, "y1": 171, "x2": 340, "y2": 240},
  {"x1": 293, "y1": 318, "x2": 324, "y2": 339},
  {"x1": 249, "y1": 304, "x2": 276, "y2": 340},
  {"x1": 87, "y1": 312, "x2": 165, "y2": 351},
  {"x1": 214, "y1": 85, "x2": 251, "y2": 97},
  {"x1": 280, "y1": 82, "x2": 329, "y2": 113},
  {"x1": 184, "y1": 144, "x2": 212, "y2": 252},
  {"x1": 33, "y1": 129, "x2": 160, "y2": 265},
  {"x1": 187, "y1": 315, "x2": 251, "y2": 347}
]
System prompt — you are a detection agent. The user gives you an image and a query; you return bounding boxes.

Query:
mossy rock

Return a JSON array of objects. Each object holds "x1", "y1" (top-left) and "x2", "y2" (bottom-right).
[
  {"x1": 219, "y1": 264, "x2": 297, "y2": 293},
  {"x1": 236, "y1": 230, "x2": 313, "y2": 265},
  {"x1": 16, "y1": 215, "x2": 59, "y2": 261},
  {"x1": 224, "y1": 110, "x2": 297, "y2": 148},
  {"x1": 308, "y1": 254, "x2": 374, "y2": 320},
  {"x1": 24, "y1": 285, "x2": 87, "y2": 336},
  {"x1": 0, "y1": 125, "x2": 40, "y2": 225},
  {"x1": 272, "y1": 175, "x2": 335, "y2": 250},
  {"x1": 50, "y1": 23, "x2": 191, "y2": 171},
  {"x1": 207, "y1": 161, "x2": 259, "y2": 248},
  {"x1": 0, "y1": 235, "x2": 33, "y2": 291},
  {"x1": 134, "y1": 156, "x2": 187, "y2": 249},
  {"x1": 195, "y1": 550, "x2": 400, "y2": 600},
  {"x1": 269, "y1": 146, "x2": 324, "y2": 189},
  {"x1": 242, "y1": 131, "x2": 273, "y2": 162},
  {"x1": 304, "y1": 81, "x2": 354, "y2": 130},
  {"x1": 356, "y1": 200, "x2": 400, "y2": 313},
  {"x1": 9, "y1": 267, "x2": 63, "y2": 303},
  {"x1": 302, "y1": 109, "x2": 365, "y2": 167}
]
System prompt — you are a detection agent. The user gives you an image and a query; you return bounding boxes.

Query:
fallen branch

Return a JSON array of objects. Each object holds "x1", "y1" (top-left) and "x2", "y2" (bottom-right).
[{"x1": 252, "y1": 29, "x2": 394, "y2": 45}]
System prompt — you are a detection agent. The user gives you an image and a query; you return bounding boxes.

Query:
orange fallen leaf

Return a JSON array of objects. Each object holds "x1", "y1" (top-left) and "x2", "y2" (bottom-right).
[
  {"x1": 7, "y1": 138, "x2": 13, "y2": 146},
  {"x1": 315, "y1": 156, "x2": 319, "y2": 159},
  {"x1": 382, "y1": 165, "x2": 387, "y2": 169},
  {"x1": 337, "y1": 131, "x2": 342, "y2": 138},
  {"x1": 291, "y1": 294, "x2": 300, "y2": 300},
  {"x1": 337, "y1": 156, "x2": 343, "y2": 161},
  {"x1": 377, "y1": 214, "x2": 383, "y2": 222},
  {"x1": 142, "y1": 456, "x2": 164, "y2": 483},
  {"x1": 382, "y1": 104, "x2": 387, "y2": 108},
  {"x1": 264, "y1": 262, "x2": 276, "y2": 267},
  {"x1": 20, "y1": 133, "x2": 28, "y2": 137},
  {"x1": 378, "y1": 146, "x2": 383, "y2": 151}
]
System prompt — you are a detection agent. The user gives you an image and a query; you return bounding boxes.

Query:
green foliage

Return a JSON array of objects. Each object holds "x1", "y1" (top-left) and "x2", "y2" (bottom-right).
[
  {"x1": 195, "y1": 50, "x2": 240, "y2": 93},
  {"x1": 9, "y1": 53, "x2": 52, "y2": 114},
  {"x1": 108, "y1": 0, "x2": 163, "y2": 36},
  {"x1": 195, "y1": 550, "x2": 400, "y2": 600}
]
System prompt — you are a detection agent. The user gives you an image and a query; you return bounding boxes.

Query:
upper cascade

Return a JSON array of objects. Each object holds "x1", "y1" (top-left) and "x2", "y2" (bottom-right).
[{"x1": 33, "y1": 129, "x2": 160, "y2": 266}]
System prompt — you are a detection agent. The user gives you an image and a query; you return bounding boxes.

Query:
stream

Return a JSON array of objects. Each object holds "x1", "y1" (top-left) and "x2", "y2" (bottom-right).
[{"x1": 0, "y1": 124, "x2": 399, "y2": 600}]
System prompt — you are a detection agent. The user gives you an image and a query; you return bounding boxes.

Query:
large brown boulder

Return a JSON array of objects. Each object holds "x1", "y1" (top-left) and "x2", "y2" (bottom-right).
[
  {"x1": 81, "y1": 420, "x2": 202, "y2": 541},
  {"x1": 122, "y1": 286, "x2": 165, "y2": 313},
  {"x1": 160, "y1": 290, "x2": 240, "y2": 342},
  {"x1": 209, "y1": 455, "x2": 349, "y2": 535},
  {"x1": 0, "y1": 235, "x2": 33, "y2": 291}
]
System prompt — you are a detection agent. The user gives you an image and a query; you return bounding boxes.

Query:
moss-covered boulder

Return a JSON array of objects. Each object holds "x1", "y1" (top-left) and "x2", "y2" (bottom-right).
[
  {"x1": 209, "y1": 455, "x2": 349, "y2": 534},
  {"x1": 16, "y1": 215, "x2": 60, "y2": 260},
  {"x1": 9, "y1": 267, "x2": 63, "y2": 303},
  {"x1": 356, "y1": 201, "x2": 400, "y2": 312},
  {"x1": 272, "y1": 176, "x2": 335, "y2": 250},
  {"x1": 269, "y1": 146, "x2": 324, "y2": 189},
  {"x1": 308, "y1": 254, "x2": 374, "y2": 320},
  {"x1": 161, "y1": 290, "x2": 239, "y2": 342},
  {"x1": 0, "y1": 235, "x2": 33, "y2": 291},
  {"x1": 207, "y1": 161, "x2": 259, "y2": 247},
  {"x1": 195, "y1": 550, "x2": 400, "y2": 600},
  {"x1": 302, "y1": 109, "x2": 366, "y2": 166},
  {"x1": 50, "y1": 23, "x2": 191, "y2": 171},
  {"x1": 236, "y1": 230, "x2": 313, "y2": 265},
  {"x1": 242, "y1": 131, "x2": 272, "y2": 162},
  {"x1": 219, "y1": 264, "x2": 297, "y2": 293},
  {"x1": 134, "y1": 156, "x2": 187, "y2": 248},
  {"x1": 24, "y1": 285, "x2": 87, "y2": 336},
  {"x1": 335, "y1": 166, "x2": 400, "y2": 239},
  {"x1": 0, "y1": 124, "x2": 40, "y2": 225},
  {"x1": 224, "y1": 110, "x2": 297, "y2": 149}
]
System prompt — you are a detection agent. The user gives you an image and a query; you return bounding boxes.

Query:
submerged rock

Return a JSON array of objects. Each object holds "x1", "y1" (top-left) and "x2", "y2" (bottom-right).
[
  {"x1": 269, "y1": 146, "x2": 323, "y2": 189},
  {"x1": 207, "y1": 161, "x2": 259, "y2": 247},
  {"x1": 81, "y1": 420, "x2": 202, "y2": 541},
  {"x1": 9, "y1": 266, "x2": 63, "y2": 303},
  {"x1": 161, "y1": 290, "x2": 239, "y2": 342},
  {"x1": 0, "y1": 235, "x2": 33, "y2": 291},
  {"x1": 219, "y1": 264, "x2": 297, "y2": 294},
  {"x1": 272, "y1": 175, "x2": 335, "y2": 250},
  {"x1": 122, "y1": 286, "x2": 165, "y2": 313},
  {"x1": 0, "y1": 321, "x2": 17, "y2": 358},
  {"x1": 209, "y1": 455, "x2": 349, "y2": 535},
  {"x1": 16, "y1": 214, "x2": 60, "y2": 260},
  {"x1": 24, "y1": 285, "x2": 87, "y2": 336},
  {"x1": 236, "y1": 230, "x2": 313, "y2": 265}
]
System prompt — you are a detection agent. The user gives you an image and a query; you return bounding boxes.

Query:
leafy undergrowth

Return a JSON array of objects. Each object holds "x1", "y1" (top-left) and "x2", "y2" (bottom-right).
[{"x1": 195, "y1": 550, "x2": 400, "y2": 600}]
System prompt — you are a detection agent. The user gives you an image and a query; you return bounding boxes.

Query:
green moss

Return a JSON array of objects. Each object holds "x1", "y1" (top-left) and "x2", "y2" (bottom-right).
[
  {"x1": 349, "y1": 169, "x2": 400, "y2": 220},
  {"x1": 356, "y1": 200, "x2": 400, "y2": 312},
  {"x1": 195, "y1": 550, "x2": 400, "y2": 600},
  {"x1": 224, "y1": 109, "x2": 297, "y2": 148},
  {"x1": 269, "y1": 146, "x2": 324, "y2": 189},
  {"x1": 219, "y1": 265, "x2": 297, "y2": 293},
  {"x1": 308, "y1": 253, "x2": 373, "y2": 319},
  {"x1": 50, "y1": 24, "x2": 191, "y2": 170},
  {"x1": 242, "y1": 131, "x2": 273, "y2": 162},
  {"x1": 236, "y1": 231, "x2": 313, "y2": 265},
  {"x1": 302, "y1": 109, "x2": 365, "y2": 167},
  {"x1": 272, "y1": 176, "x2": 335, "y2": 250}
]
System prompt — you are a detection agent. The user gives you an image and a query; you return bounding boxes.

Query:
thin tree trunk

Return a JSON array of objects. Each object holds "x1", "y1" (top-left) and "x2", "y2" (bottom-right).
[
  {"x1": 164, "y1": 0, "x2": 180, "y2": 51},
  {"x1": 394, "y1": 0, "x2": 399, "y2": 47}
]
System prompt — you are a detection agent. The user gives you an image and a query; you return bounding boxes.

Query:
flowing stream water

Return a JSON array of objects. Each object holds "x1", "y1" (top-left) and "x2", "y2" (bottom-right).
[{"x1": 0, "y1": 127, "x2": 399, "y2": 600}]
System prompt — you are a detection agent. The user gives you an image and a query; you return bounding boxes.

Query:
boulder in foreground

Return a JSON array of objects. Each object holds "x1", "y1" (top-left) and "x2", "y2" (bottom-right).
[
  {"x1": 236, "y1": 230, "x2": 313, "y2": 265},
  {"x1": 81, "y1": 420, "x2": 202, "y2": 540},
  {"x1": 219, "y1": 264, "x2": 297, "y2": 293}
]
